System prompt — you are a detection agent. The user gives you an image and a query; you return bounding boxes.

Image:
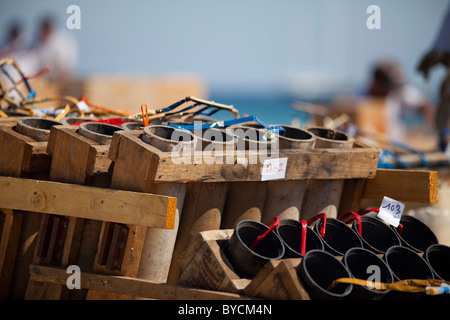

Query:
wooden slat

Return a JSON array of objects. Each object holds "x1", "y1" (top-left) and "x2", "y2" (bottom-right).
[
  {"x1": 167, "y1": 181, "x2": 227, "y2": 284},
  {"x1": 109, "y1": 130, "x2": 380, "y2": 183},
  {"x1": 152, "y1": 144, "x2": 379, "y2": 182},
  {"x1": 0, "y1": 123, "x2": 53, "y2": 299},
  {"x1": 178, "y1": 229, "x2": 251, "y2": 294},
  {"x1": 0, "y1": 176, "x2": 177, "y2": 228},
  {"x1": 362, "y1": 169, "x2": 439, "y2": 203},
  {"x1": 47, "y1": 125, "x2": 115, "y2": 188},
  {"x1": 28, "y1": 264, "x2": 255, "y2": 300},
  {"x1": 0, "y1": 125, "x2": 30, "y2": 177},
  {"x1": 0, "y1": 125, "x2": 52, "y2": 177},
  {"x1": 0, "y1": 209, "x2": 23, "y2": 299}
]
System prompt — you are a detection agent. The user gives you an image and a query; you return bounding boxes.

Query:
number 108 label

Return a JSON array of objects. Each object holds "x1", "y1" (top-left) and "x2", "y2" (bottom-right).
[{"x1": 377, "y1": 196, "x2": 405, "y2": 227}]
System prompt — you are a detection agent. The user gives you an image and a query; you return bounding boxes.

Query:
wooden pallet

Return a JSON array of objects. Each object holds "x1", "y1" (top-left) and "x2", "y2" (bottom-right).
[
  {"x1": 0, "y1": 121, "x2": 54, "y2": 299},
  {"x1": 0, "y1": 123, "x2": 441, "y2": 300},
  {"x1": 106, "y1": 129, "x2": 440, "y2": 289},
  {"x1": 86, "y1": 129, "x2": 189, "y2": 299},
  {"x1": 0, "y1": 175, "x2": 176, "y2": 300},
  {"x1": 28, "y1": 264, "x2": 255, "y2": 300},
  {"x1": 105, "y1": 129, "x2": 380, "y2": 288},
  {"x1": 25, "y1": 124, "x2": 129, "y2": 299},
  {"x1": 175, "y1": 167, "x2": 440, "y2": 299},
  {"x1": 14, "y1": 166, "x2": 439, "y2": 300}
]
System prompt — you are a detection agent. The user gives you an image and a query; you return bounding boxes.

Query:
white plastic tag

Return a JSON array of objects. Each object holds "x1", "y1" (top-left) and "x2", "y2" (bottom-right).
[
  {"x1": 377, "y1": 196, "x2": 405, "y2": 227},
  {"x1": 77, "y1": 100, "x2": 90, "y2": 112},
  {"x1": 261, "y1": 158, "x2": 287, "y2": 181}
]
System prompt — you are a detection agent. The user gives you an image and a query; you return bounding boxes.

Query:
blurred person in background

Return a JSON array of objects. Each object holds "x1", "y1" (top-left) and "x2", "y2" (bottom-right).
[
  {"x1": 1, "y1": 17, "x2": 78, "y2": 83},
  {"x1": 367, "y1": 60, "x2": 435, "y2": 147},
  {"x1": 1, "y1": 17, "x2": 79, "y2": 113},
  {"x1": 28, "y1": 16, "x2": 78, "y2": 82},
  {"x1": 0, "y1": 22, "x2": 27, "y2": 58},
  {"x1": 418, "y1": 6, "x2": 450, "y2": 150}
]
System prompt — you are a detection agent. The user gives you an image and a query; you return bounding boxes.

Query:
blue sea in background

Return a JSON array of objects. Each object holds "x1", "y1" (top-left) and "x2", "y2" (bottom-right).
[{"x1": 208, "y1": 92, "x2": 312, "y2": 127}]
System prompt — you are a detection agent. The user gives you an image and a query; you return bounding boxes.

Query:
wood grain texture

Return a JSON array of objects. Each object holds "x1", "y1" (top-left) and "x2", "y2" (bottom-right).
[
  {"x1": 109, "y1": 130, "x2": 380, "y2": 183},
  {"x1": 0, "y1": 176, "x2": 177, "y2": 228},
  {"x1": 28, "y1": 264, "x2": 255, "y2": 300},
  {"x1": 363, "y1": 169, "x2": 439, "y2": 203},
  {"x1": 244, "y1": 258, "x2": 310, "y2": 300}
]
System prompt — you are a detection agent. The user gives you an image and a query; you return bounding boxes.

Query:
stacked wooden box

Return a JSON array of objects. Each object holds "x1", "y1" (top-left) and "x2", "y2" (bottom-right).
[{"x1": 0, "y1": 120, "x2": 439, "y2": 300}]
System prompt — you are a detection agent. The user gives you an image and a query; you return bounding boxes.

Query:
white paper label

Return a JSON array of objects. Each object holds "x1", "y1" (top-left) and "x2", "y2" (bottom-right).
[
  {"x1": 261, "y1": 158, "x2": 288, "y2": 181},
  {"x1": 377, "y1": 196, "x2": 405, "y2": 227}
]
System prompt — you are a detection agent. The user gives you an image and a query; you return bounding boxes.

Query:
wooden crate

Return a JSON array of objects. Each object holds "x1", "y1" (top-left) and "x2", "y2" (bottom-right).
[
  {"x1": 0, "y1": 120, "x2": 54, "y2": 299},
  {"x1": 86, "y1": 128, "x2": 189, "y2": 299},
  {"x1": 175, "y1": 168, "x2": 440, "y2": 299},
  {"x1": 14, "y1": 167, "x2": 439, "y2": 300},
  {"x1": 6, "y1": 123, "x2": 439, "y2": 300},
  {"x1": 0, "y1": 175, "x2": 178, "y2": 300},
  {"x1": 24, "y1": 124, "x2": 121, "y2": 299},
  {"x1": 0, "y1": 122, "x2": 52, "y2": 179},
  {"x1": 178, "y1": 229, "x2": 311, "y2": 300},
  {"x1": 109, "y1": 130, "x2": 380, "y2": 184},
  {"x1": 47, "y1": 125, "x2": 113, "y2": 187},
  {"x1": 107, "y1": 129, "x2": 379, "y2": 284},
  {"x1": 178, "y1": 229, "x2": 250, "y2": 294}
]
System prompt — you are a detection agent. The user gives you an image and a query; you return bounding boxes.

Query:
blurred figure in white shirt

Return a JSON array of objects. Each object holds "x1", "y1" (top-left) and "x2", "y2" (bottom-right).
[{"x1": 28, "y1": 17, "x2": 78, "y2": 82}]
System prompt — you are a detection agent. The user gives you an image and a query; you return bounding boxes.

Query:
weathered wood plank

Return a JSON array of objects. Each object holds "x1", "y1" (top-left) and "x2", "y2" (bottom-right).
[
  {"x1": 178, "y1": 229, "x2": 251, "y2": 294},
  {"x1": 0, "y1": 176, "x2": 177, "y2": 228},
  {"x1": 0, "y1": 122, "x2": 53, "y2": 299},
  {"x1": 87, "y1": 129, "x2": 187, "y2": 300},
  {"x1": 28, "y1": 264, "x2": 255, "y2": 300},
  {"x1": 0, "y1": 125, "x2": 52, "y2": 177},
  {"x1": 167, "y1": 182, "x2": 227, "y2": 284},
  {"x1": 153, "y1": 144, "x2": 380, "y2": 182},
  {"x1": 244, "y1": 258, "x2": 310, "y2": 300},
  {"x1": 0, "y1": 209, "x2": 22, "y2": 299},
  {"x1": 27, "y1": 124, "x2": 113, "y2": 300},
  {"x1": 109, "y1": 130, "x2": 380, "y2": 183},
  {"x1": 362, "y1": 169, "x2": 439, "y2": 203},
  {"x1": 47, "y1": 125, "x2": 115, "y2": 188}
]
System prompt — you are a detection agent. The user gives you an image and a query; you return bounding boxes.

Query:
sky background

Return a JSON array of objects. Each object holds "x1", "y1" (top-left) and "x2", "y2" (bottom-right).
[{"x1": 1, "y1": 0, "x2": 449, "y2": 112}]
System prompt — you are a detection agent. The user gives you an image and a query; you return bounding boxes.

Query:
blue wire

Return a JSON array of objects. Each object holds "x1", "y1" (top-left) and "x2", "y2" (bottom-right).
[{"x1": 166, "y1": 115, "x2": 286, "y2": 136}]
